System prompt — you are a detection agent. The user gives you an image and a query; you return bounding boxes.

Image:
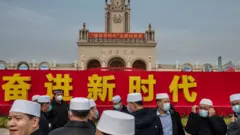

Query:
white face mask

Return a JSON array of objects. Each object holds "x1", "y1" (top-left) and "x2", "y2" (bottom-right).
[
  {"x1": 163, "y1": 103, "x2": 170, "y2": 112},
  {"x1": 199, "y1": 109, "x2": 208, "y2": 118},
  {"x1": 232, "y1": 105, "x2": 240, "y2": 113},
  {"x1": 114, "y1": 104, "x2": 121, "y2": 110},
  {"x1": 127, "y1": 105, "x2": 132, "y2": 113},
  {"x1": 56, "y1": 95, "x2": 63, "y2": 101}
]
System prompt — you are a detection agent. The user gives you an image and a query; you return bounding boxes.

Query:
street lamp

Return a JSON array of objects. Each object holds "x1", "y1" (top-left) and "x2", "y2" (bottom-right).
[
  {"x1": 52, "y1": 60, "x2": 56, "y2": 68},
  {"x1": 32, "y1": 59, "x2": 36, "y2": 69},
  {"x1": 155, "y1": 60, "x2": 159, "y2": 71},
  {"x1": 176, "y1": 60, "x2": 179, "y2": 71},
  {"x1": 74, "y1": 60, "x2": 78, "y2": 69}
]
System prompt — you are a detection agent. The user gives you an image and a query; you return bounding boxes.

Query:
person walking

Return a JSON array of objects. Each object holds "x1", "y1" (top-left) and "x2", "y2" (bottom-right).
[{"x1": 49, "y1": 97, "x2": 95, "y2": 135}]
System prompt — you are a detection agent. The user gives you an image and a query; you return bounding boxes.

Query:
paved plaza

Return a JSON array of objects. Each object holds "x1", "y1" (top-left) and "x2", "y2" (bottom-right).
[
  {"x1": 0, "y1": 128, "x2": 8, "y2": 135},
  {"x1": 0, "y1": 128, "x2": 191, "y2": 135}
]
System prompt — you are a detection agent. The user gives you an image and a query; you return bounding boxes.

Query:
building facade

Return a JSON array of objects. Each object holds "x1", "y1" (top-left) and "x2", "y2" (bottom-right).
[
  {"x1": 77, "y1": 0, "x2": 157, "y2": 70},
  {"x1": 0, "y1": 0, "x2": 238, "y2": 72}
]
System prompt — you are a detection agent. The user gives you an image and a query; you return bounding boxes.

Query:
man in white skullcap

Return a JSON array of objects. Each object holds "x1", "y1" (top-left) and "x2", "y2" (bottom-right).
[
  {"x1": 227, "y1": 93, "x2": 240, "y2": 135},
  {"x1": 8, "y1": 99, "x2": 42, "y2": 135},
  {"x1": 32, "y1": 95, "x2": 40, "y2": 102},
  {"x1": 88, "y1": 99, "x2": 98, "y2": 130},
  {"x1": 37, "y1": 95, "x2": 51, "y2": 135},
  {"x1": 96, "y1": 110, "x2": 135, "y2": 135},
  {"x1": 112, "y1": 95, "x2": 129, "y2": 114},
  {"x1": 230, "y1": 93, "x2": 240, "y2": 119},
  {"x1": 156, "y1": 93, "x2": 184, "y2": 135},
  {"x1": 185, "y1": 98, "x2": 227, "y2": 135},
  {"x1": 49, "y1": 97, "x2": 95, "y2": 135},
  {"x1": 127, "y1": 93, "x2": 161, "y2": 135},
  {"x1": 49, "y1": 89, "x2": 69, "y2": 130}
]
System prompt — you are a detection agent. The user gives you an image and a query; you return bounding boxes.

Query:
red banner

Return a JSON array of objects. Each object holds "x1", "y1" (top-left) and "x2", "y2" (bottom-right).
[
  {"x1": 0, "y1": 70, "x2": 238, "y2": 116},
  {"x1": 88, "y1": 32, "x2": 145, "y2": 39}
]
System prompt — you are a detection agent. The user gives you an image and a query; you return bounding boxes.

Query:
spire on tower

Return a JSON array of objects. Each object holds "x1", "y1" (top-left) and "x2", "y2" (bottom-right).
[
  {"x1": 145, "y1": 23, "x2": 155, "y2": 41},
  {"x1": 148, "y1": 23, "x2": 152, "y2": 31},
  {"x1": 83, "y1": 22, "x2": 86, "y2": 30}
]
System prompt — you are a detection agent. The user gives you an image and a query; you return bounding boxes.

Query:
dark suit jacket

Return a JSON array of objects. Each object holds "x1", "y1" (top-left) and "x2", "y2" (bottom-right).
[{"x1": 49, "y1": 121, "x2": 95, "y2": 135}]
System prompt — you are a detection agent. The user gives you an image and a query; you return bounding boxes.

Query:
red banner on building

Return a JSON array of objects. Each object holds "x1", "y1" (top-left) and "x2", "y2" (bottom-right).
[
  {"x1": 88, "y1": 32, "x2": 145, "y2": 39},
  {"x1": 0, "y1": 70, "x2": 238, "y2": 116}
]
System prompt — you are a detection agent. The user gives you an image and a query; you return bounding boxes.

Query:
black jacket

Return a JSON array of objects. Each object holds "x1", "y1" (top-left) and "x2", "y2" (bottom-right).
[
  {"x1": 88, "y1": 119, "x2": 96, "y2": 132},
  {"x1": 132, "y1": 108, "x2": 162, "y2": 135},
  {"x1": 227, "y1": 120, "x2": 240, "y2": 135},
  {"x1": 49, "y1": 121, "x2": 95, "y2": 135},
  {"x1": 31, "y1": 129, "x2": 43, "y2": 135},
  {"x1": 39, "y1": 111, "x2": 50, "y2": 135},
  {"x1": 48, "y1": 99, "x2": 69, "y2": 130},
  {"x1": 185, "y1": 112, "x2": 227, "y2": 135},
  {"x1": 170, "y1": 109, "x2": 185, "y2": 135}
]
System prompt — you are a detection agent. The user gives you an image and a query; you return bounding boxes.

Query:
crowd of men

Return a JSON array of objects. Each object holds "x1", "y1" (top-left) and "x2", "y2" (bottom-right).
[{"x1": 6, "y1": 89, "x2": 240, "y2": 135}]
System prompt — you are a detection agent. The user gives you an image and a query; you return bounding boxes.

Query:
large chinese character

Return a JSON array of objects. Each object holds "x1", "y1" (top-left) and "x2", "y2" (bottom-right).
[
  {"x1": 169, "y1": 75, "x2": 197, "y2": 102},
  {"x1": 2, "y1": 73, "x2": 31, "y2": 101},
  {"x1": 129, "y1": 75, "x2": 156, "y2": 101},
  {"x1": 44, "y1": 73, "x2": 72, "y2": 101},
  {"x1": 87, "y1": 74, "x2": 115, "y2": 102}
]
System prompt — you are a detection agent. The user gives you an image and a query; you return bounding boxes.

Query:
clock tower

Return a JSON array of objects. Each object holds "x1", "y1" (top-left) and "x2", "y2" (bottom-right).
[{"x1": 105, "y1": 0, "x2": 130, "y2": 33}]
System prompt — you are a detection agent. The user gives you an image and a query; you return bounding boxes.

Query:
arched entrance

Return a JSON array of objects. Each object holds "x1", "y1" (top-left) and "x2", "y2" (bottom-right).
[
  {"x1": 87, "y1": 59, "x2": 101, "y2": 69},
  {"x1": 132, "y1": 60, "x2": 147, "y2": 70},
  {"x1": 17, "y1": 61, "x2": 30, "y2": 70},
  {"x1": 39, "y1": 61, "x2": 50, "y2": 70},
  {"x1": 108, "y1": 57, "x2": 126, "y2": 68}
]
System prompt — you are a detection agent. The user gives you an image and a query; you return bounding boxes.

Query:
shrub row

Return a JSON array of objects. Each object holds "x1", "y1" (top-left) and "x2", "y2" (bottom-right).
[{"x1": 0, "y1": 116, "x2": 233, "y2": 129}]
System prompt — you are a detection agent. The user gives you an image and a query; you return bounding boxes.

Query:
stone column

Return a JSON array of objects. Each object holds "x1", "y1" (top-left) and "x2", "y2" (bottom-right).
[
  {"x1": 80, "y1": 55, "x2": 85, "y2": 70},
  {"x1": 101, "y1": 55, "x2": 106, "y2": 68},
  {"x1": 148, "y1": 56, "x2": 152, "y2": 71},
  {"x1": 127, "y1": 56, "x2": 131, "y2": 68}
]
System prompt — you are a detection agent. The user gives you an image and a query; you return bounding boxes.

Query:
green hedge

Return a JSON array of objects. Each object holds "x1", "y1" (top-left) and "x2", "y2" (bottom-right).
[
  {"x1": 0, "y1": 116, "x2": 233, "y2": 129},
  {"x1": 180, "y1": 116, "x2": 232, "y2": 127},
  {"x1": 0, "y1": 117, "x2": 8, "y2": 128}
]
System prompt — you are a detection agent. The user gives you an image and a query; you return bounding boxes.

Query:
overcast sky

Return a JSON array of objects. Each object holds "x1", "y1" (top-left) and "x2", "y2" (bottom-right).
[{"x1": 0, "y1": 0, "x2": 239, "y2": 64}]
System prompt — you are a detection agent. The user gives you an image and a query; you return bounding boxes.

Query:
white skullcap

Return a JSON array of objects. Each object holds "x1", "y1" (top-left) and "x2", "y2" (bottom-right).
[
  {"x1": 200, "y1": 98, "x2": 213, "y2": 106},
  {"x1": 70, "y1": 97, "x2": 90, "y2": 111},
  {"x1": 97, "y1": 110, "x2": 135, "y2": 135},
  {"x1": 37, "y1": 95, "x2": 50, "y2": 103},
  {"x1": 230, "y1": 93, "x2": 240, "y2": 102},
  {"x1": 156, "y1": 93, "x2": 169, "y2": 100},
  {"x1": 127, "y1": 93, "x2": 142, "y2": 103},
  {"x1": 112, "y1": 95, "x2": 121, "y2": 103},
  {"x1": 89, "y1": 99, "x2": 96, "y2": 108},
  {"x1": 32, "y1": 95, "x2": 40, "y2": 101},
  {"x1": 10, "y1": 99, "x2": 41, "y2": 117}
]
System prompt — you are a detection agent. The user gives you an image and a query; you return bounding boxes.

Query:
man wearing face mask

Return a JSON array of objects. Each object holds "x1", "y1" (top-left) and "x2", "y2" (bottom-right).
[
  {"x1": 185, "y1": 98, "x2": 227, "y2": 135},
  {"x1": 156, "y1": 93, "x2": 185, "y2": 135},
  {"x1": 127, "y1": 93, "x2": 162, "y2": 135},
  {"x1": 227, "y1": 93, "x2": 240, "y2": 135},
  {"x1": 37, "y1": 95, "x2": 51, "y2": 135},
  {"x1": 88, "y1": 99, "x2": 98, "y2": 130},
  {"x1": 49, "y1": 97, "x2": 95, "y2": 135},
  {"x1": 49, "y1": 89, "x2": 69, "y2": 130},
  {"x1": 96, "y1": 110, "x2": 135, "y2": 135},
  {"x1": 112, "y1": 95, "x2": 129, "y2": 114},
  {"x1": 8, "y1": 99, "x2": 42, "y2": 135}
]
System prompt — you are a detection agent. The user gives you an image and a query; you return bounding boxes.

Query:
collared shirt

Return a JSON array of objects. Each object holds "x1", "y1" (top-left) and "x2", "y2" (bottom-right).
[{"x1": 157, "y1": 111, "x2": 173, "y2": 135}]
